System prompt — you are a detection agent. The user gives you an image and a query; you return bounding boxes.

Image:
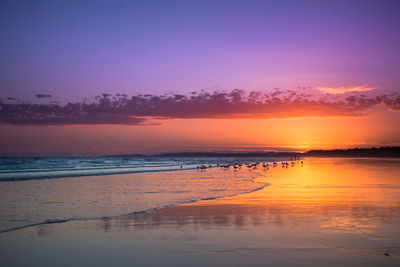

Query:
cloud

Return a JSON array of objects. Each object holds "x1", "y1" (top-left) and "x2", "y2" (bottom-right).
[
  {"x1": 0, "y1": 88, "x2": 399, "y2": 126},
  {"x1": 35, "y1": 94, "x2": 52, "y2": 98},
  {"x1": 378, "y1": 93, "x2": 400, "y2": 111},
  {"x1": 315, "y1": 85, "x2": 376, "y2": 94}
]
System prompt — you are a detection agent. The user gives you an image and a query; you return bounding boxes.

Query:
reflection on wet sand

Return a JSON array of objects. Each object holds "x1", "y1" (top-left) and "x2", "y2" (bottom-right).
[
  {"x1": 96, "y1": 158, "x2": 400, "y2": 238},
  {"x1": 97, "y1": 201, "x2": 400, "y2": 234}
]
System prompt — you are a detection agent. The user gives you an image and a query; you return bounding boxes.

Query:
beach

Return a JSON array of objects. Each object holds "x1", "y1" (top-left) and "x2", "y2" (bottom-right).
[
  {"x1": 1, "y1": 1, "x2": 399, "y2": 266},
  {"x1": 0, "y1": 157, "x2": 399, "y2": 266}
]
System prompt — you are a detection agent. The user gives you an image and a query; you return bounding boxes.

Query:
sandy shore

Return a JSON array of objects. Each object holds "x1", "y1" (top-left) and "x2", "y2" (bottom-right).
[{"x1": 1, "y1": 157, "x2": 399, "y2": 266}]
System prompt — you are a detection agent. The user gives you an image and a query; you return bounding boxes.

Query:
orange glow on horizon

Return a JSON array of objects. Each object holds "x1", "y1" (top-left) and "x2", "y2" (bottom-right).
[{"x1": 0, "y1": 106, "x2": 399, "y2": 155}]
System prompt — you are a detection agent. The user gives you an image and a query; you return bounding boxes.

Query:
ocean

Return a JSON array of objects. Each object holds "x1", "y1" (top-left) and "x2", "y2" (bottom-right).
[{"x1": 0, "y1": 156, "x2": 287, "y2": 233}]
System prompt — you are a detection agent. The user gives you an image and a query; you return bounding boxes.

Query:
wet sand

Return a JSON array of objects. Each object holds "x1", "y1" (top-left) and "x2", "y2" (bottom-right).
[{"x1": 1, "y1": 157, "x2": 400, "y2": 266}]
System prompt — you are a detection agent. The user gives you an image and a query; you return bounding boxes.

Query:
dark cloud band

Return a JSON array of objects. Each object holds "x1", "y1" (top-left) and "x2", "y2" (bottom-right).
[{"x1": 0, "y1": 89, "x2": 399, "y2": 126}]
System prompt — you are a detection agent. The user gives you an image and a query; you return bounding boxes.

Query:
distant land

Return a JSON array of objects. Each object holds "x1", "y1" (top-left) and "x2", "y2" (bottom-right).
[
  {"x1": 153, "y1": 147, "x2": 400, "y2": 158},
  {"x1": 304, "y1": 146, "x2": 400, "y2": 157}
]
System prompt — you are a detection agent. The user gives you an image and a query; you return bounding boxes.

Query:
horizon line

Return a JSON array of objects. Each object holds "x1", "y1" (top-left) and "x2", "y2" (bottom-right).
[{"x1": 1, "y1": 146, "x2": 399, "y2": 158}]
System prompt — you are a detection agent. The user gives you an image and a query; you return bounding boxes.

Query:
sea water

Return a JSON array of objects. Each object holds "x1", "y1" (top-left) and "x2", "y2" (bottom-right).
[{"x1": 0, "y1": 156, "x2": 284, "y2": 233}]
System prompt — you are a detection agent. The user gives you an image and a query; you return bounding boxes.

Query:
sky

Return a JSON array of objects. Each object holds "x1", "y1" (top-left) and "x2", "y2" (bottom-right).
[{"x1": 0, "y1": 0, "x2": 400, "y2": 155}]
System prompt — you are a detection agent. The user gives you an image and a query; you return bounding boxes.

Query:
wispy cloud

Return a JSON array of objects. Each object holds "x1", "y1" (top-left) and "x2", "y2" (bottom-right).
[
  {"x1": 35, "y1": 94, "x2": 52, "y2": 99},
  {"x1": 0, "y1": 88, "x2": 399, "y2": 126},
  {"x1": 315, "y1": 85, "x2": 376, "y2": 94}
]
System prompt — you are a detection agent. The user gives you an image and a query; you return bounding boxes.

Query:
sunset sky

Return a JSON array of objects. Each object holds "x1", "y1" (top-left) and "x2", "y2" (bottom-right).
[{"x1": 1, "y1": 0, "x2": 400, "y2": 155}]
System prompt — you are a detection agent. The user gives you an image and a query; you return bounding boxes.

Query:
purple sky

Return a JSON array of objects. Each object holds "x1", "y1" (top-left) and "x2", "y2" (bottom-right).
[{"x1": 1, "y1": 0, "x2": 400, "y2": 101}]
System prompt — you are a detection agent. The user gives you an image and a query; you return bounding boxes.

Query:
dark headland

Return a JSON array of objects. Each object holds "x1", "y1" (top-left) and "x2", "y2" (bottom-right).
[{"x1": 154, "y1": 146, "x2": 400, "y2": 158}]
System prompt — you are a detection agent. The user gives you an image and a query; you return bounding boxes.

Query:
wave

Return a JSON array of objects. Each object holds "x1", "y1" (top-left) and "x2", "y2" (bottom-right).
[
  {"x1": 0, "y1": 156, "x2": 287, "y2": 182},
  {"x1": 0, "y1": 165, "x2": 197, "y2": 182}
]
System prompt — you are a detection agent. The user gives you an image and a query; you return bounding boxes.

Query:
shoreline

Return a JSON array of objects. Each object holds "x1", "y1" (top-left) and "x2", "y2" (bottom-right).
[{"x1": 0, "y1": 181, "x2": 269, "y2": 235}]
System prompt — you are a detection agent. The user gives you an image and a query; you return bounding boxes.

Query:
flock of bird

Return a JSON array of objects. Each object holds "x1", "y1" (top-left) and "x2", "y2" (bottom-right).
[{"x1": 196, "y1": 157, "x2": 304, "y2": 170}]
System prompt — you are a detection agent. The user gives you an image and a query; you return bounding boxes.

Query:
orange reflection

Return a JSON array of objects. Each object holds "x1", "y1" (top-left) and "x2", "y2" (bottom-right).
[
  {"x1": 58, "y1": 158, "x2": 400, "y2": 240},
  {"x1": 180, "y1": 158, "x2": 400, "y2": 236}
]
